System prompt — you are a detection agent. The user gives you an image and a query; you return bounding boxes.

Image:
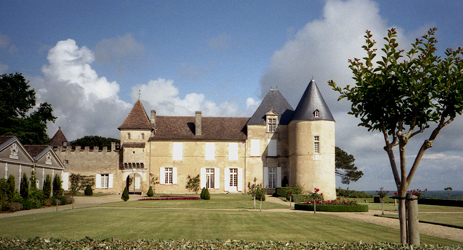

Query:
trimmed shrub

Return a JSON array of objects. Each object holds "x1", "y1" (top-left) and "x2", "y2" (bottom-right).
[
  {"x1": 84, "y1": 185, "x2": 93, "y2": 196},
  {"x1": 122, "y1": 187, "x2": 129, "y2": 201},
  {"x1": 6, "y1": 174, "x2": 15, "y2": 201},
  {"x1": 65, "y1": 196, "x2": 74, "y2": 204},
  {"x1": 200, "y1": 187, "x2": 210, "y2": 200},
  {"x1": 43, "y1": 198, "x2": 53, "y2": 206},
  {"x1": 21, "y1": 199, "x2": 32, "y2": 210},
  {"x1": 147, "y1": 186, "x2": 154, "y2": 197},
  {"x1": 43, "y1": 175, "x2": 52, "y2": 199},
  {"x1": 53, "y1": 174, "x2": 62, "y2": 196},
  {"x1": 294, "y1": 203, "x2": 369, "y2": 212},
  {"x1": 419, "y1": 198, "x2": 463, "y2": 207},
  {"x1": 274, "y1": 187, "x2": 301, "y2": 199},
  {"x1": 9, "y1": 202, "x2": 23, "y2": 212},
  {"x1": 20, "y1": 173, "x2": 29, "y2": 200},
  {"x1": 52, "y1": 198, "x2": 62, "y2": 206}
]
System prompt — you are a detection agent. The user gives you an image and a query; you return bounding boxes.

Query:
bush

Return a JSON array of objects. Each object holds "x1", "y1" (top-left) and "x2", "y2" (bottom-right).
[
  {"x1": 43, "y1": 175, "x2": 52, "y2": 199},
  {"x1": 121, "y1": 187, "x2": 129, "y2": 201},
  {"x1": 84, "y1": 185, "x2": 93, "y2": 196},
  {"x1": 52, "y1": 199, "x2": 62, "y2": 206},
  {"x1": 20, "y1": 173, "x2": 29, "y2": 200},
  {"x1": 147, "y1": 186, "x2": 154, "y2": 197},
  {"x1": 6, "y1": 174, "x2": 15, "y2": 201},
  {"x1": 274, "y1": 187, "x2": 301, "y2": 199},
  {"x1": 65, "y1": 196, "x2": 74, "y2": 204},
  {"x1": 21, "y1": 199, "x2": 32, "y2": 210},
  {"x1": 9, "y1": 202, "x2": 23, "y2": 212},
  {"x1": 53, "y1": 174, "x2": 63, "y2": 196},
  {"x1": 200, "y1": 187, "x2": 210, "y2": 200},
  {"x1": 294, "y1": 203, "x2": 369, "y2": 212},
  {"x1": 43, "y1": 198, "x2": 53, "y2": 206},
  {"x1": 256, "y1": 188, "x2": 266, "y2": 201}
]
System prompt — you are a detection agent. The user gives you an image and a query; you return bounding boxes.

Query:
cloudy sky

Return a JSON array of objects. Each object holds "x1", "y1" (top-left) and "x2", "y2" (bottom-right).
[{"x1": 1, "y1": 0, "x2": 463, "y2": 191}]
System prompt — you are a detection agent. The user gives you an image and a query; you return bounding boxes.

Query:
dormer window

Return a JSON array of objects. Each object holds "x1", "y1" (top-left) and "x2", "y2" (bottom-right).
[
  {"x1": 314, "y1": 109, "x2": 320, "y2": 118},
  {"x1": 266, "y1": 107, "x2": 279, "y2": 133}
]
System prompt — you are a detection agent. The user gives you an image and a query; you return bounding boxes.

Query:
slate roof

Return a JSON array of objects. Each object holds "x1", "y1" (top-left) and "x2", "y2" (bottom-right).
[
  {"x1": 151, "y1": 116, "x2": 248, "y2": 140},
  {"x1": 0, "y1": 135, "x2": 14, "y2": 146},
  {"x1": 291, "y1": 80, "x2": 335, "y2": 122},
  {"x1": 247, "y1": 89, "x2": 294, "y2": 125},
  {"x1": 24, "y1": 145, "x2": 50, "y2": 158},
  {"x1": 118, "y1": 99, "x2": 153, "y2": 130},
  {"x1": 49, "y1": 128, "x2": 69, "y2": 147}
]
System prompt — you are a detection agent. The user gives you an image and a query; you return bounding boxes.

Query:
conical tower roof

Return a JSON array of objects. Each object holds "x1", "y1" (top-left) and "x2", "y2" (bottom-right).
[
  {"x1": 248, "y1": 88, "x2": 294, "y2": 125},
  {"x1": 118, "y1": 99, "x2": 153, "y2": 130},
  {"x1": 49, "y1": 128, "x2": 69, "y2": 147},
  {"x1": 291, "y1": 80, "x2": 335, "y2": 122}
]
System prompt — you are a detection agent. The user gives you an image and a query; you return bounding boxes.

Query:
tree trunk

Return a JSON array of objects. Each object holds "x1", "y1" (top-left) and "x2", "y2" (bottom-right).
[{"x1": 398, "y1": 194, "x2": 407, "y2": 243}]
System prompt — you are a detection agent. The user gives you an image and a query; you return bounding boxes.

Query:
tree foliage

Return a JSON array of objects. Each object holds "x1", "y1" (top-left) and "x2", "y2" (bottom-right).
[
  {"x1": 52, "y1": 174, "x2": 62, "y2": 196},
  {"x1": 121, "y1": 187, "x2": 129, "y2": 201},
  {"x1": 69, "y1": 174, "x2": 94, "y2": 195},
  {"x1": 0, "y1": 73, "x2": 56, "y2": 145},
  {"x1": 185, "y1": 174, "x2": 200, "y2": 194},
  {"x1": 70, "y1": 135, "x2": 119, "y2": 149},
  {"x1": 335, "y1": 147, "x2": 363, "y2": 184},
  {"x1": 20, "y1": 173, "x2": 29, "y2": 200},
  {"x1": 329, "y1": 27, "x2": 463, "y2": 244},
  {"x1": 43, "y1": 175, "x2": 52, "y2": 199}
]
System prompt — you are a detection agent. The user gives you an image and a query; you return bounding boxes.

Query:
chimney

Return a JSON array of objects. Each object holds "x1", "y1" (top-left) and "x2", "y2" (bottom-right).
[
  {"x1": 151, "y1": 110, "x2": 156, "y2": 124},
  {"x1": 195, "y1": 111, "x2": 202, "y2": 136},
  {"x1": 111, "y1": 142, "x2": 116, "y2": 151}
]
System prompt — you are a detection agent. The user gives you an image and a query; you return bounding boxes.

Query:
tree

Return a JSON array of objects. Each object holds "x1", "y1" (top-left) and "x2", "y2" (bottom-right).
[
  {"x1": 6, "y1": 174, "x2": 15, "y2": 201},
  {"x1": 43, "y1": 174, "x2": 52, "y2": 199},
  {"x1": 335, "y1": 146, "x2": 363, "y2": 184},
  {"x1": 70, "y1": 135, "x2": 119, "y2": 149},
  {"x1": 329, "y1": 28, "x2": 463, "y2": 244},
  {"x1": 52, "y1": 174, "x2": 62, "y2": 196},
  {"x1": 20, "y1": 173, "x2": 29, "y2": 200},
  {"x1": 69, "y1": 174, "x2": 94, "y2": 195},
  {"x1": 121, "y1": 186, "x2": 130, "y2": 201},
  {"x1": 185, "y1": 174, "x2": 200, "y2": 194},
  {"x1": 0, "y1": 73, "x2": 56, "y2": 145},
  {"x1": 444, "y1": 187, "x2": 453, "y2": 199}
]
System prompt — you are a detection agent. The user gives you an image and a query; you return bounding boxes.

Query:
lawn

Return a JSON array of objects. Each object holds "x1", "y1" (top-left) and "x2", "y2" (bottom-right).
[
  {"x1": 102, "y1": 194, "x2": 288, "y2": 209},
  {"x1": 380, "y1": 213, "x2": 463, "y2": 228},
  {"x1": 0, "y1": 208, "x2": 461, "y2": 246},
  {"x1": 351, "y1": 198, "x2": 463, "y2": 213}
]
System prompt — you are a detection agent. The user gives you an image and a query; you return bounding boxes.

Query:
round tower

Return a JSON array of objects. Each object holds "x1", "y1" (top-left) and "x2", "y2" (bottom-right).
[{"x1": 288, "y1": 80, "x2": 336, "y2": 200}]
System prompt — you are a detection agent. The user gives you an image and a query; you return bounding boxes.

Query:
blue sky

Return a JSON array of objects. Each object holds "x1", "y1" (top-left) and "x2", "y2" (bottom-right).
[{"x1": 1, "y1": 0, "x2": 463, "y2": 191}]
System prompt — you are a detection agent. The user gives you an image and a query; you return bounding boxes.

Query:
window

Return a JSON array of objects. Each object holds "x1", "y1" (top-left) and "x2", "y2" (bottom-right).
[
  {"x1": 141, "y1": 133, "x2": 144, "y2": 140},
  {"x1": 165, "y1": 167, "x2": 173, "y2": 184},
  {"x1": 268, "y1": 139, "x2": 277, "y2": 156},
  {"x1": 251, "y1": 139, "x2": 260, "y2": 156},
  {"x1": 314, "y1": 136, "x2": 320, "y2": 154},
  {"x1": 206, "y1": 168, "x2": 215, "y2": 188},
  {"x1": 267, "y1": 117, "x2": 277, "y2": 132},
  {"x1": 101, "y1": 174, "x2": 109, "y2": 188},
  {"x1": 127, "y1": 133, "x2": 131, "y2": 140},
  {"x1": 268, "y1": 168, "x2": 277, "y2": 189},
  {"x1": 314, "y1": 109, "x2": 320, "y2": 118},
  {"x1": 173, "y1": 143, "x2": 183, "y2": 160},
  {"x1": 63, "y1": 141, "x2": 67, "y2": 147},
  {"x1": 206, "y1": 143, "x2": 215, "y2": 160},
  {"x1": 229, "y1": 143, "x2": 238, "y2": 161},
  {"x1": 229, "y1": 168, "x2": 237, "y2": 188},
  {"x1": 64, "y1": 160, "x2": 69, "y2": 164}
]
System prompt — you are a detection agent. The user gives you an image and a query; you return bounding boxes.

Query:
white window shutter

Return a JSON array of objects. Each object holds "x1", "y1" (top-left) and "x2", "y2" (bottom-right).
[
  {"x1": 173, "y1": 143, "x2": 183, "y2": 160},
  {"x1": 206, "y1": 143, "x2": 215, "y2": 160},
  {"x1": 276, "y1": 167, "x2": 282, "y2": 188},
  {"x1": 160, "y1": 167, "x2": 165, "y2": 184},
  {"x1": 173, "y1": 167, "x2": 178, "y2": 184},
  {"x1": 251, "y1": 140, "x2": 260, "y2": 156},
  {"x1": 238, "y1": 168, "x2": 243, "y2": 192},
  {"x1": 215, "y1": 168, "x2": 220, "y2": 189},
  {"x1": 229, "y1": 143, "x2": 238, "y2": 161},
  {"x1": 61, "y1": 172, "x2": 69, "y2": 191},
  {"x1": 263, "y1": 167, "x2": 269, "y2": 188},
  {"x1": 224, "y1": 168, "x2": 230, "y2": 191},
  {"x1": 95, "y1": 174, "x2": 101, "y2": 188},
  {"x1": 200, "y1": 168, "x2": 206, "y2": 189},
  {"x1": 109, "y1": 174, "x2": 114, "y2": 188},
  {"x1": 268, "y1": 139, "x2": 277, "y2": 156}
]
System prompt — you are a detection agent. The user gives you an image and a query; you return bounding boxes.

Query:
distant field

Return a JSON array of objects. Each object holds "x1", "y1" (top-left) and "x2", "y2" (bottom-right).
[{"x1": 363, "y1": 190, "x2": 463, "y2": 200}]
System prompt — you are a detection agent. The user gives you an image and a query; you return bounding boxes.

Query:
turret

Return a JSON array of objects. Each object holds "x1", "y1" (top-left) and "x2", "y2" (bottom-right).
[{"x1": 288, "y1": 80, "x2": 336, "y2": 199}]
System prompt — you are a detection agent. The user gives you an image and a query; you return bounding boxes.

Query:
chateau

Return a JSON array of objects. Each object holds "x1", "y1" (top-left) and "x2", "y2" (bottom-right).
[{"x1": 50, "y1": 80, "x2": 336, "y2": 199}]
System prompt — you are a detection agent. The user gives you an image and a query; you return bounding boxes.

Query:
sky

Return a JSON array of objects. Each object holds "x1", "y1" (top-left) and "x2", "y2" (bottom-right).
[{"x1": 1, "y1": 0, "x2": 463, "y2": 191}]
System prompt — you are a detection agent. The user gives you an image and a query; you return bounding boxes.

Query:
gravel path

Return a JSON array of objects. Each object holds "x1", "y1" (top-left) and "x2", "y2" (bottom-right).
[{"x1": 265, "y1": 196, "x2": 463, "y2": 243}]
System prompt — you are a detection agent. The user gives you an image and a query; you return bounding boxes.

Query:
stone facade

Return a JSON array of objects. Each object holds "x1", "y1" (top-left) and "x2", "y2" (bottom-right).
[{"x1": 52, "y1": 80, "x2": 336, "y2": 199}]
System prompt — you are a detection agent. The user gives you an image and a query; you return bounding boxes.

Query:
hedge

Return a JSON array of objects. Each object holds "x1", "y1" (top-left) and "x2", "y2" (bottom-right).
[
  {"x1": 418, "y1": 198, "x2": 463, "y2": 207},
  {"x1": 294, "y1": 203, "x2": 369, "y2": 212},
  {"x1": 273, "y1": 187, "x2": 301, "y2": 198}
]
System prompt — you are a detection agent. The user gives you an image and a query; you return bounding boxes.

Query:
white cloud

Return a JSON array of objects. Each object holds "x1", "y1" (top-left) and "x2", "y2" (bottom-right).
[{"x1": 132, "y1": 78, "x2": 240, "y2": 117}]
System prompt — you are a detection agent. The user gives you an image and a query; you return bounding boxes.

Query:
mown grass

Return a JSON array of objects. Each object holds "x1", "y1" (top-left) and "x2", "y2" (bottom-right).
[
  {"x1": 350, "y1": 198, "x2": 463, "y2": 213},
  {"x1": 380, "y1": 213, "x2": 463, "y2": 228},
  {"x1": 0, "y1": 208, "x2": 461, "y2": 246},
  {"x1": 103, "y1": 194, "x2": 289, "y2": 209}
]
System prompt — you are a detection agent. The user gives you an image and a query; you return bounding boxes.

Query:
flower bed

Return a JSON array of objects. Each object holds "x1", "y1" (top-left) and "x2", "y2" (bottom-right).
[{"x1": 138, "y1": 196, "x2": 200, "y2": 201}]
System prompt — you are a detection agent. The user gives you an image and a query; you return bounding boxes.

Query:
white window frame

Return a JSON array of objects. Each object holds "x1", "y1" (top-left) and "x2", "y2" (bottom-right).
[
  {"x1": 173, "y1": 143, "x2": 183, "y2": 161},
  {"x1": 229, "y1": 143, "x2": 238, "y2": 161},
  {"x1": 251, "y1": 139, "x2": 260, "y2": 156},
  {"x1": 165, "y1": 167, "x2": 173, "y2": 184},
  {"x1": 268, "y1": 168, "x2": 276, "y2": 189},
  {"x1": 205, "y1": 168, "x2": 215, "y2": 189},
  {"x1": 267, "y1": 117, "x2": 277, "y2": 132},
  {"x1": 160, "y1": 167, "x2": 177, "y2": 185},
  {"x1": 268, "y1": 139, "x2": 277, "y2": 157},
  {"x1": 314, "y1": 136, "x2": 320, "y2": 154},
  {"x1": 205, "y1": 143, "x2": 215, "y2": 161}
]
